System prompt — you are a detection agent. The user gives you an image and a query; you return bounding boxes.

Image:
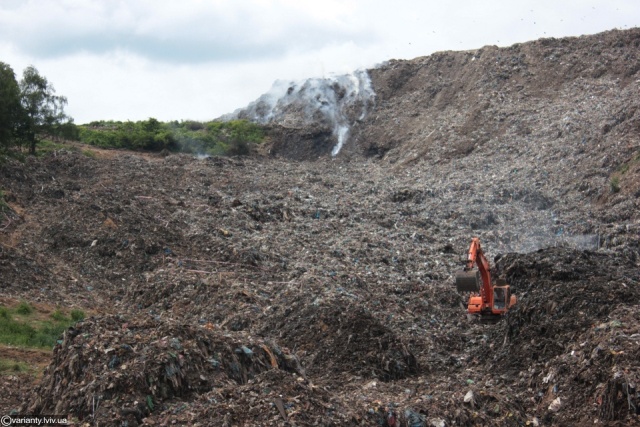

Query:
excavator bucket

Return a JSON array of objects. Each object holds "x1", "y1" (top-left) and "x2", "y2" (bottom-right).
[{"x1": 455, "y1": 269, "x2": 481, "y2": 293}]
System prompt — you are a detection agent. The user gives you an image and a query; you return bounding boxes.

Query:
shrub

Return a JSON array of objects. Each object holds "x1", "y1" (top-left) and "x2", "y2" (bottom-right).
[
  {"x1": 70, "y1": 309, "x2": 85, "y2": 321},
  {"x1": 618, "y1": 163, "x2": 629, "y2": 175},
  {"x1": 0, "y1": 189, "x2": 8, "y2": 213},
  {"x1": 50, "y1": 309, "x2": 68, "y2": 322},
  {"x1": 228, "y1": 138, "x2": 250, "y2": 156},
  {"x1": 610, "y1": 176, "x2": 620, "y2": 194},
  {"x1": 15, "y1": 301, "x2": 33, "y2": 315},
  {"x1": 79, "y1": 118, "x2": 266, "y2": 156},
  {"x1": 184, "y1": 120, "x2": 205, "y2": 131}
]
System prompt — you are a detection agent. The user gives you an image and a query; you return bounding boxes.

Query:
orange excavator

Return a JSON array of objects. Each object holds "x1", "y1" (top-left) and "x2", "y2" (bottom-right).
[{"x1": 455, "y1": 238, "x2": 516, "y2": 319}]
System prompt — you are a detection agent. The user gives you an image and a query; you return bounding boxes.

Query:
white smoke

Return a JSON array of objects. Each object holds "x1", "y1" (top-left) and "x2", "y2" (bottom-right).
[
  {"x1": 332, "y1": 125, "x2": 350, "y2": 156},
  {"x1": 226, "y1": 70, "x2": 375, "y2": 156}
]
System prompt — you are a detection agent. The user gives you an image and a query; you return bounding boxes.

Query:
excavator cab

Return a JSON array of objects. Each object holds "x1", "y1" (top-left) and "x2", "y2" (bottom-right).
[
  {"x1": 493, "y1": 278, "x2": 517, "y2": 313},
  {"x1": 493, "y1": 286, "x2": 506, "y2": 309}
]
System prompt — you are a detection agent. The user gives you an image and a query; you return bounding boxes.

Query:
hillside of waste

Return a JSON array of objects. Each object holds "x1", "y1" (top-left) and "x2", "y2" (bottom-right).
[{"x1": 0, "y1": 27, "x2": 639, "y2": 426}]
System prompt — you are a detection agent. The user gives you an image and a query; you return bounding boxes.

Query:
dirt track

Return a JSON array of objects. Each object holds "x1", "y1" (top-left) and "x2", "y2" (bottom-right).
[{"x1": 1, "y1": 27, "x2": 640, "y2": 427}]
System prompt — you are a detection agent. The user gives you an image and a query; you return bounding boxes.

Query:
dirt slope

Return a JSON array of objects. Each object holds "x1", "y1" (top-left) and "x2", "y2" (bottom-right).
[{"x1": 1, "y1": 28, "x2": 639, "y2": 426}]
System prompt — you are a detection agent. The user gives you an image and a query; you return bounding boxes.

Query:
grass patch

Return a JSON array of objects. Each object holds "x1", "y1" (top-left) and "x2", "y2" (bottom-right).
[
  {"x1": 0, "y1": 358, "x2": 31, "y2": 374},
  {"x1": 81, "y1": 149, "x2": 97, "y2": 159},
  {"x1": 50, "y1": 309, "x2": 68, "y2": 322},
  {"x1": 36, "y1": 140, "x2": 81, "y2": 157},
  {"x1": 70, "y1": 309, "x2": 85, "y2": 322},
  {"x1": 610, "y1": 176, "x2": 621, "y2": 194},
  {"x1": 36, "y1": 140, "x2": 67, "y2": 157},
  {"x1": 0, "y1": 304, "x2": 84, "y2": 348},
  {"x1": 15, "y1": 301, "x2": 34, "y2": 315}
]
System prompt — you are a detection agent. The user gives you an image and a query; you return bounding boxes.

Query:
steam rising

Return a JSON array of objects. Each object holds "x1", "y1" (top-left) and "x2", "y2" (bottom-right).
[{"x1": 227, "y1": 70, "x2": 375, "y2": 156}]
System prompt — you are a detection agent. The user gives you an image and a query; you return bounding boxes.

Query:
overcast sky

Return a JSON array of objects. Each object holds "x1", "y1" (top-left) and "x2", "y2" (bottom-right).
[{"x1": 1, "y1": 0, "x2": 638, "y2": 124}]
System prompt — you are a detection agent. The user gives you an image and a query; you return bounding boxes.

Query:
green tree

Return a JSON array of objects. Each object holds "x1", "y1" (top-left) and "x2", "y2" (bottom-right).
[
  {"x1": 19, "y1": 66, "x2": 71, "y2": 155},
  {"x1": 0, "y1": 62, "x2": 22, "y2": 151}
]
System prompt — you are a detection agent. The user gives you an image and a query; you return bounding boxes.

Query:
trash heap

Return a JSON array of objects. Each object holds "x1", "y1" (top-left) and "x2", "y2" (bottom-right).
[
  {"x1": 259, "y1": 296, "x2": 418, "y2": 380},
  {"x1": 23, "y1": 316, "x2": 304, "y2": 426},
  {"x1": 480, "y1": 247, "x2": 640, "y2": 425},
  {"x1": 147, "y1": 369, "x2": 350, "y2": 426}
]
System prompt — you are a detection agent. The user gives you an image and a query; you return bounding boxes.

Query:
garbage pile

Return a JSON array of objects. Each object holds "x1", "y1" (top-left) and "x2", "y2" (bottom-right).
[
  {"x1": 227, "y1": 70, "x2": 375, "y2": 158},
  {"x1": 147, "y1": 369, "x2": 350, "y2": 426},
  {"x1": 259, "y1": 296, "x2": 418, "y2": 380},
  {"x1": 23, "y1": 316, "x2": 304, "y2": 426},
  {"x1": 481, "y1": 247, "x2": 640, "y2": 425},
  {"x1": 4, "y1": 147, "x2": 639, "y2": 426}
]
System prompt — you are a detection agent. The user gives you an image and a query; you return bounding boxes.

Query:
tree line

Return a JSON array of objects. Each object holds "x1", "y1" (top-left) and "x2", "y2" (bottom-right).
[
  {"x1": 1, "y1": 60, "x2": 266, "y2": 157},
  {"x1": 0, "y1": 62, "x2": 74, "y2": 155},
  {"x1": 78, "y1": 118, "x2": 265, "y2": 155}
]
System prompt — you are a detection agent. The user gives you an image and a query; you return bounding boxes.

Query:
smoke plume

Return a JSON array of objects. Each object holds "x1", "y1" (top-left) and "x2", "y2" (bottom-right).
[{"x1": 226, "y1": 70, "x2": 375, "y2": 156}]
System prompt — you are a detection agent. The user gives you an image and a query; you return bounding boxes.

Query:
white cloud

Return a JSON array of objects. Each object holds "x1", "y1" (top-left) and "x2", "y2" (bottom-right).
[
  {"x1": 0, "y1": 0, "x2": 371, "y2": 63},
  {"x1": 0, "y1": 0, "x2": 637, "y2": 123}
]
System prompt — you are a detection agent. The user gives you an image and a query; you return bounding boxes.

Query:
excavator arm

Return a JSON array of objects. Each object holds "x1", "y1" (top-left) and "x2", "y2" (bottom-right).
[{"x1": 463, "y1": 238, "x2": 492, "y2": 306}]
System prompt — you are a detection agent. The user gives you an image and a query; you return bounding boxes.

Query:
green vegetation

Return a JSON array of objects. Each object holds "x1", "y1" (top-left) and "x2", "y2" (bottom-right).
[
  {"x1": 15, "y1": 301, "x2": 34, "y2": 315},
  {"x1": 35, "y1": 139, "x2": 68, "y2": 157},
  {"x1": 0, "y1": 358, "x2": 32, "y2": 374},
  {"x1": 0, "y1": 62, "x2": 22, "y2": 153},
  {"x1": 1, "y1": 60, "x2": 265, "y2": 158},
  {"x1": 618, "y1": 163, "x2": 629, "y2": 175},
  {"x1": 49, "y1": 308, "x2": 85, "y2": 322},
  {"x1": 79, "y1": 118, "x2": 175, "y2": 151},
  {"x1": 20, "y1": 66, "x2": 73, "y2": 155},
  {"x1": 0, "y1": 304, "x2": 84, "y2": 348},
  {"x1": 70, "y1": 309, "x2": 85, "y2": 322},
  {"x1": 81, "y1": 149, "x2": 97, "y2": 158},
  {"x1": 0, "y1": 189, "x2": 8, "y2": 213},
  {"x1": 146, "y1": 395, "x2": 155, "y2": 411},
  {"x1": 610, "y1": 176, "x2": 620, "y2": 194},
  {"x1": 0, "y1": 61, "x2": 75, "y2": 157},
  {"x1": 50, "y1": 309, "x2": 67, "y2": 322},
  {"x1": 79, "y1": 118, "x2": 266, "y2": 156},
  {"x1": 609, "y1": 151, "x2": 640, "y2": 195}
]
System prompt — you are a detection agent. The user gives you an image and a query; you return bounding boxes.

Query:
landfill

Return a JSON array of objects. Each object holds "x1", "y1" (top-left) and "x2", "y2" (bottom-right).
[{"x1": 0, "y1": 28, "x2": 639, "y2": 426}]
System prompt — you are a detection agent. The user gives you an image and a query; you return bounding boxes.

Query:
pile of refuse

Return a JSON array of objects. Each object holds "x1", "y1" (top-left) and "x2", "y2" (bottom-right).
[
  {"x1": 483, "y1": 247, "x2": 640, "y2": 425},
  {"x1": 259, "y1": 296, "x2": 418, "y2": 380},
  {"x1": 5, "y1": 148, "x2": 639, "y2": 426},
  {"x1": 23, "y1": 316, "x2": 304, "y2": 426}
]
